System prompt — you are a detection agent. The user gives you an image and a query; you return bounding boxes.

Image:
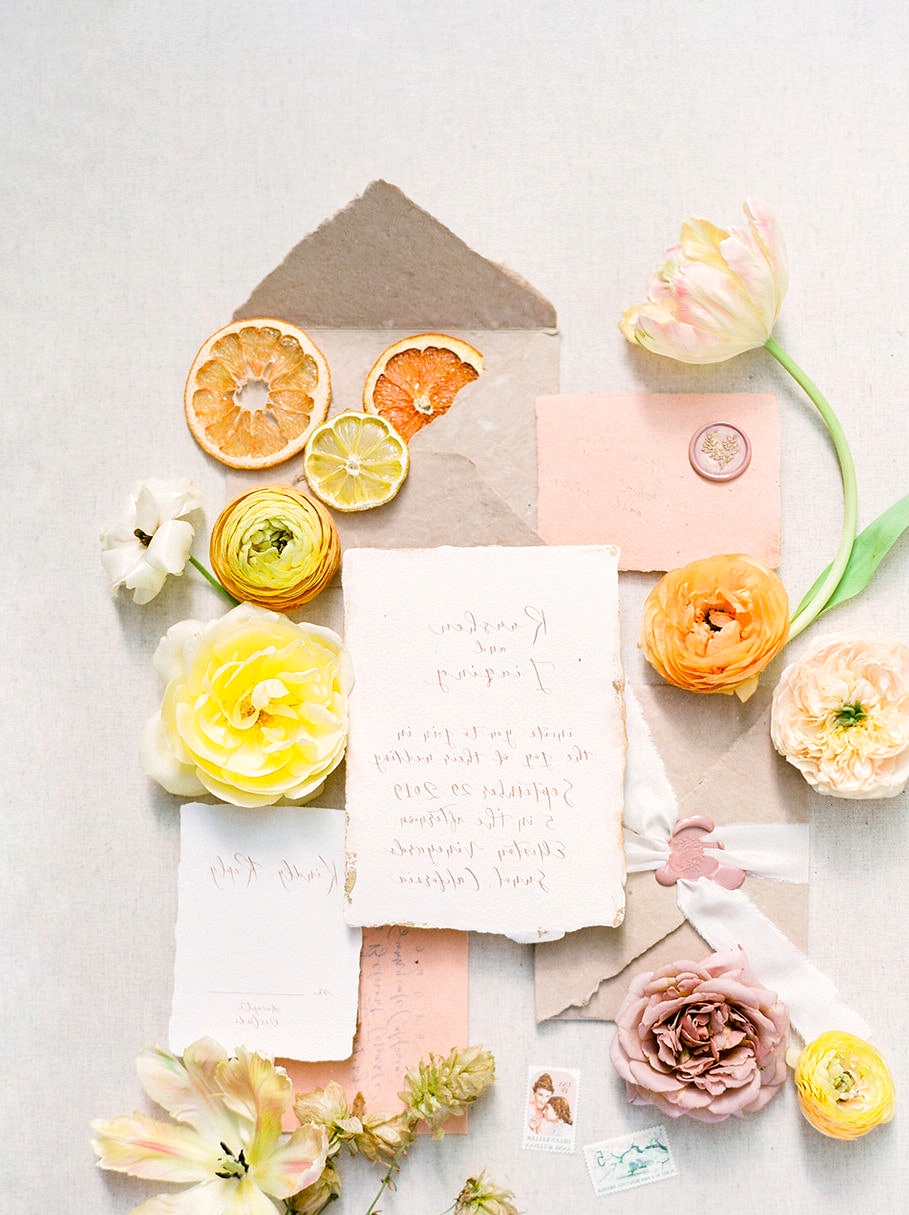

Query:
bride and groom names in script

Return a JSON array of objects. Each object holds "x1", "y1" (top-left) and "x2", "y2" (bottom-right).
[{"x1": 343, "y1": 546, "x2": 627, "y2": 941}]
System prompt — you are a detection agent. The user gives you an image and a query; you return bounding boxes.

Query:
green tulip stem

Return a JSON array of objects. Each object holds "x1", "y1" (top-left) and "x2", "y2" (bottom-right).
[
  {"x1": 188, "y1": 555, "x2": 238, "y2": 605},
  {"x1": 763, "y1": 335, "x2": 858, "y2": 640}
]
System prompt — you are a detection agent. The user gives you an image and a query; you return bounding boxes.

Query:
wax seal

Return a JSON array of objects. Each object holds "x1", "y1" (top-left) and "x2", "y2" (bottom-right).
[
  {"x1": 655, "y1": 814, "x2": 746, "y2": 889},
  {"x1": 689, "y1": 422, "x2": 752, "y2": 481}
]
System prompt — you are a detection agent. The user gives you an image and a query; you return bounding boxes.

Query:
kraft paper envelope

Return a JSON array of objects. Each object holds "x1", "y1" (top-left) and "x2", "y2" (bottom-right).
[
  {"x1": 534, "y1": 682, "x2": 810, "y2": 1022},
  {"x1": 228, "y1": 179, "x2": 559, "y2": 540}
]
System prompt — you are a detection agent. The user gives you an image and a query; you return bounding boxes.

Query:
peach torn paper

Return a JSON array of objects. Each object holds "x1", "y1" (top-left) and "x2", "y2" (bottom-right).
[{"x1": 536, "y1": 393, "x2": 781, "y2": 571}]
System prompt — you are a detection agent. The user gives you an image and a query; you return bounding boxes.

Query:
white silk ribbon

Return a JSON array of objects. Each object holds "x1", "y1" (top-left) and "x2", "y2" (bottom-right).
[{"x1": 623, "y1": 685, "x2": 871, "y2": 1043}]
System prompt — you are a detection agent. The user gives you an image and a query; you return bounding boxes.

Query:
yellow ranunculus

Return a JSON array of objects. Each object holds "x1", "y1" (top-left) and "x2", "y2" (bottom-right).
[
  {"x1": 793, "y1": 1032, "x2": 895, "y2": 1140},
  {"x1": 210, "y1": 484, "x2": 341, "y2": 612},
  {"x1": 640, "y1": 553, "x2": 789, "y2": 700},
  {"x1": 141, "y1": 603, "x2": 353, "y2": 807},
  {"x1": 620, "y1": 198, "x2": 788, "y2": 364}
]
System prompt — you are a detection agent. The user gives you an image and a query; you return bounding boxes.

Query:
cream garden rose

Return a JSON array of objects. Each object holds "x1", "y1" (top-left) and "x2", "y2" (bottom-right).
[
  {"x1": 770, "y1": 632, "x2": 909, "y2": 799},
  {"x1": 141, "y1": 603, "x2": 353, "y2": 807}
]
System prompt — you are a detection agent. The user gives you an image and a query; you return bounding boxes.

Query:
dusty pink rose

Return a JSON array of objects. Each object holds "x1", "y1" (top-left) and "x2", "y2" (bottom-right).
[{"x1": 610, "y1": 947, "x2": 789, "y2": 1122}]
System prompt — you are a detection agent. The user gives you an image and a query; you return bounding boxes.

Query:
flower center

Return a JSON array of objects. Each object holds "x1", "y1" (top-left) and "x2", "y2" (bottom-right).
[
  {"x1": 834, "y1": 701, "x2": 867, "y2": 728},
  {"x1": 249, "y1": 522, "x2": 294, "y2": 556},
  {"x1": 703, "y1": 607, "x2": 734, "y2": 632},
  {"x1": 214, "y1": 1142, "x2": 249, "y2": 1179},
  {"x1": 235, "y1": 677, "x2": 289, "y2": 729},
  {"x1": 134, "y1": 528, "x2": 153, "y2": 548},
  {"x1": 832, "y1": 1068, "x2": 857, "y2": 1101}
]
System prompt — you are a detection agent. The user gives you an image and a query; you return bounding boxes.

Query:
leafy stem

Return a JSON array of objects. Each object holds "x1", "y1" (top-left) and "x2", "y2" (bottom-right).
[{"x1": 763, "y1": 335, "x2": 858, "y2": 640}]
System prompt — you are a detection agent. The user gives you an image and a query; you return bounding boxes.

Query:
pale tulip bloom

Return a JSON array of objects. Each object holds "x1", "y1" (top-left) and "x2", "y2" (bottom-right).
[
  {"x1": 101, "y1": 477, "x2": 202, "y2": 604},
  {"x1": 771, "y1": 632, "x2": 909, "y2": 798},
  {"x1": 91, "y1": 1037, "x2": 329, "y2": 1215},
  {"x1": 620, "y1": 198, "x2": 788, "y2": 364}
]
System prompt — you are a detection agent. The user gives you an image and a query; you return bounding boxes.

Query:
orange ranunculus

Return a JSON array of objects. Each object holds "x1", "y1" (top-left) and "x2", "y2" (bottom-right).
[
  {"x1": 640, "y1": 554, "x2": 789, "y2": 700},
  {"x1": 210, "y1": 484, "x2": 340, "y2": 612},
  {"x1": 793, "y1": 1032, "x2": 895, "y2": 1140}
]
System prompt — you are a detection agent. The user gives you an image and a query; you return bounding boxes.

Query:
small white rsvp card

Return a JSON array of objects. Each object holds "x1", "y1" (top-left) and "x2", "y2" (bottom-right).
[
  {"x1": 343, "y1": 546, "x2": 627, "y2": 941},
  {"x1": 170, "y1": 803, "x2": 362, "y2": 1061}
]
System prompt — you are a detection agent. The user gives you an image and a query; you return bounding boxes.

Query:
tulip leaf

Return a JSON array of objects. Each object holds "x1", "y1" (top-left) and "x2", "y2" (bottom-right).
[{"x1": 793, "y1": 493, "x2": 909, "y2": 619}]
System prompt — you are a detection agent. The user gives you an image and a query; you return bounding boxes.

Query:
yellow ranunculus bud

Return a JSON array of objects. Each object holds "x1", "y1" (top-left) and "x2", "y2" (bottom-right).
[
  {"x1": 793, "y1": 1031, "x2": 895, "y2": 1140},
  {"x1": 210, "y1": 484, "x2": 340, "y2": 612}
]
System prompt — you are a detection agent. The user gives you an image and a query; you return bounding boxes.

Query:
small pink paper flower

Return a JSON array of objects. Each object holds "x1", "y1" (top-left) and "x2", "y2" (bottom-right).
[
  {"x1": 610, "y1": 947, "x2": 789, "y2": 1122},
  {"x1": 771, "y1": 632, "x2": 909, "y2": 798}
]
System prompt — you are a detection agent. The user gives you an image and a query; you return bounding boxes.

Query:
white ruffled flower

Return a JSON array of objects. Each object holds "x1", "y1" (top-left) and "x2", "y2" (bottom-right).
[
  {"x1": 771, "y1": 632, "x2": 909, "y2": 799},
  {"x1": 100, "y1": 478, "x2": 202, "y2": 604}
]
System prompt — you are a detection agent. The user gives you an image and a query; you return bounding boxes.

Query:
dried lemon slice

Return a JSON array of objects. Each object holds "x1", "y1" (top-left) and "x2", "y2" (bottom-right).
[
  {"x1": 184, "y1": 318, "x2": 331, "y2": 469},
  {"x1": 303, "y1": 411, "x2": 410, "y2": 512},
  {"x1": 363, "y1": 333, "x2": 483, "y2": 441}
]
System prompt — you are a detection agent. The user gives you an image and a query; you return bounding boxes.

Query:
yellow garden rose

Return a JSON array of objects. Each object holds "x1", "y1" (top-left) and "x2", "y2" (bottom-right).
[
  {"x1": 640, "y1": 553, "x2": 789, "y2": 700},
  {"x1": 141, "y1": 603, "x2": 352, "y2": 807},
  {"x1": 793, "y1": 1032, "x2": 895, "y2": 1140},
  {"x1": 210, "y1": 484, "x2": 341, "y2": 612}
]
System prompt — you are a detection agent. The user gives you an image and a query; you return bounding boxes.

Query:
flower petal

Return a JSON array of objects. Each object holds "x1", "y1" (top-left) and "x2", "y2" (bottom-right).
[
  {"x1": 215, "y1": 1049, "x2": 293, "y2": 1160},
  {"x1": 147, "y1": 519, "x2": 196, "y2": 576},
  {"x1": 250, "y1": 1123, "x2": 329, "y2": 1199},
  {"x1": 140, "y1": 711, "x2": 206, "y2": 796},
  {"x1": 90, "y1": 1112, "x2": 216, "y2": 1182},
  {"x1": 130, "y1": 1177, "x2": 273, "y2": 1215},
  {"x1": 136, "y1": 1041, "x2": 243, "y2": 1145}
]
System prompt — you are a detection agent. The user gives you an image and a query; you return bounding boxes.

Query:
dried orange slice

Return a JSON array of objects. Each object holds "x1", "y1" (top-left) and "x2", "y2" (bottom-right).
[
  {"x1": 363, "y1": 333, "x2": 483, "y2": 441},
  {"x1": 303, "y1": 411, "x2": 409, "y2": 511},
  {"x1": 184, "y1": 319, "x2": 331, "y2": 469}
]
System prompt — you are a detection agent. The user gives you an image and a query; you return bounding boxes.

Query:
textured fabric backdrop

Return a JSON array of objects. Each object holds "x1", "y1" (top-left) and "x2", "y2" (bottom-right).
[{"x1": 4, "y1": 2, "x2": 908, "y2": 1211}]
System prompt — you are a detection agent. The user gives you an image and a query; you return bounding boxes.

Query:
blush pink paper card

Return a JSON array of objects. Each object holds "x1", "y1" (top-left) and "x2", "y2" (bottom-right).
[
  {"x1": 280, "y1": 927, "x2": 469, "y2": 1132},
  {"x1": 535, "y1": 394, "x2": 780, "y2": 571}
]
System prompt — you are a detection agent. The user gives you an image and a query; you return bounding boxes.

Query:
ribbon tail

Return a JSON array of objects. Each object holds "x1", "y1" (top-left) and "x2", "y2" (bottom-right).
[
  {"x1": 676, "y1": 878, "x2": 872, "y2": 1044},
  {"x1": 706, "y1": 823, "x2": 810, "y2": 882}
]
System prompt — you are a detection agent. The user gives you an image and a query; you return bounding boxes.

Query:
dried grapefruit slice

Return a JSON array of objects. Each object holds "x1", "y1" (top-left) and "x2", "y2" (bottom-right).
[
  {"x1": 303, "y1": 411, "x2": 409, "y2": 511},
  {"x1": 184, "y1": 319, "x2": 331, "y2": 469},
  {"x1": 363, "y1": 333, "x2": 483, "y2": 441}
]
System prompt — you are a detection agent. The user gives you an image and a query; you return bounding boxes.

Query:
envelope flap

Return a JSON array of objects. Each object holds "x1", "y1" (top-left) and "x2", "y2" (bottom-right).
[{"x1": 233, "y1": 181, "x2": 557, "y2": 330}]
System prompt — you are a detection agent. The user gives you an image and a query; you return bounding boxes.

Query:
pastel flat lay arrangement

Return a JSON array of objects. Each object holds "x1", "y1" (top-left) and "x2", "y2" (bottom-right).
[{"x1": 93, "y1": 185, "x2": 909, "y2": 1213}]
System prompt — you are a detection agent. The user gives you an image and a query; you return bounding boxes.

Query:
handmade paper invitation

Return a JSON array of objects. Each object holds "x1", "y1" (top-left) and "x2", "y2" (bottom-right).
[
  {"x1": 282, "y1": 926, "x2": 470, "y2": 1132},
  {"x1": 343, "y1": 545, "x2": 626, "y2": 942},
  {"x1": 536, "y1": 393, "x2": 780, "y2": 571},
  {"x1": 170, "y1": 803, "x2": 361, "y2": 1060}
]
